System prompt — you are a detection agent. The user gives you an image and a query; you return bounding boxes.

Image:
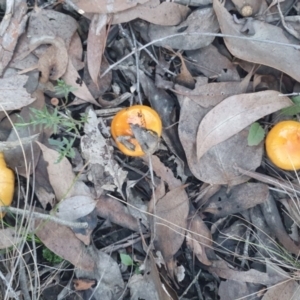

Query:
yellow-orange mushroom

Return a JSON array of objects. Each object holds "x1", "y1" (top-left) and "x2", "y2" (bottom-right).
[
  {"x1": 111, "y1": 105, "x2": 162, "y2": 156},
  {"x1": 266, "y1": 120, "x2": 300, "y2": 170}
]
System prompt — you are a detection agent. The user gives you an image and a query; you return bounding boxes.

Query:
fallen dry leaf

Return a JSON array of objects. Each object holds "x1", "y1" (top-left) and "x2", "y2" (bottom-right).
[
  {"x1": 128, "y1": 256, "x2": 173, "y2": 300},
  {"x1": 81, "y1": 109, "x2": 127, "y2": 196},
  {"x1": 0, "y1": 75, "x2": 35, "y2": 111},
  {"x1": 73, "y1": 0, "x2": 149, "y2": 13},
  {"x1": 0, "y1": 0, "x2": 28, "y2": 76},
  {"x1": 178, "y1": 97, "x2": 263, "y2": 185},
  {"x1": 3, "y1": 90, "x2": 45, "y2": 177},
  {"x1": 150, "y1": 185, "x2": 189, "y2": 262},
  {"x1": 203, "y1": 183, "x2": 269, "y2": 217},
  {"x1": 95, "y1": 195, "x2": 139, "y2": 232},
  {"x1": 35, "y1": 36, "x2": 68, "y2": 83},
  {"x1": 135, "y1": 7, "x2": 219, "y2": 50},
  {"x1": 218, "y1": 279, "x2": 263, "y2": 300},
  {"x1": 196, "y1": 90, "x2": 293, "y2": 160},
  {"x1": 87, "y1": 14, "x2": 108, "y2": 85},
  {"x1": 0, "y1": 228, "x2": 23, "y2": 249},
  {"x1": 112, "y1": 2, "x2": 190, "y2": 26},
  {"x1": 208, "y1": 260, "x2": 283, "y2": 285},
  {"x1": 36, "y1": 142, "x2": 76, "y2": 201},
  {"x1": 186, "y1": 44, "x2": 240, "y2": 82},
  {"x1": 186, "y1": 213, "x2": 212, "y2": 266},
  {"x1": 175, "y1": 77, "x2": 248, "y2": 108},
  {"x1": 262, "y1": 279, "x2": 300, "y2": 300},
  {"x1": 213, "y1": 0, "x2": 300, "y2": 82},
  {"x1": 75, "y1": 246, "x2": 124, "y2": 299},
  {"x1": 62, "y1": 58, "x2": 99, "y2": 106},
  {"x1": 35, "y1": 219, "x2": 94, "y2": 271},
  {"x1": 55, "y1": 195, "x2": 96, "y2": 221}
]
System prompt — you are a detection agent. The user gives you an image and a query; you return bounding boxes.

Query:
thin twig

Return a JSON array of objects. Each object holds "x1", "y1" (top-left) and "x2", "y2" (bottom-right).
[
  {"x1": 0, "y1": 206, "x2": 88, "y2": 229},
  {"x1": 101, "y1": 31, "x2": 300, "y2": 78}
]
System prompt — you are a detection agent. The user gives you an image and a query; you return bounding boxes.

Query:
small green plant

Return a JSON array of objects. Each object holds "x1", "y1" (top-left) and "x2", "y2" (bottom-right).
[
  {"x1": 281, "y1": 95, "x2": 300, "y2": 116},
  {"x1": 16, "y1": 106, "x2": 88, "y2": 162},
  {"x1": 43, "y1": 247, "x2": 63, "y2": 264},
  {"x1": 247, "y1": 122, "x2": 265, "y2": 146},
  {"x1": 54, "y1": 79, "x2": 77, "y2": 100},
  {"x1": 120, "y1": 253, "x2": 140, "y2": 274}
]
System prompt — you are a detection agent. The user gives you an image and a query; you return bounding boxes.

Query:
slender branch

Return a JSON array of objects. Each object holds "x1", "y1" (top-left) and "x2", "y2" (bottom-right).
[{"x1": 1, "y1": 206, "x2": 88, "y2": 229}]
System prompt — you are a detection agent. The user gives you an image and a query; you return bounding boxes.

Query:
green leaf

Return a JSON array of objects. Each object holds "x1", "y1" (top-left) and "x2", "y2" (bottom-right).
[
  {"x1": 42, "y1": 248, "x2": 63, "y2": 264},
  {"x1": 281, "y1": 104, "x2": 300, "y2": 116},
  {"x1": 248, "y1": 122, "x2": 265, "y2": 146},
  {"x1": 281, "y1": 95, "x2": 300, "y2": 116},
  {"x1": 120, "y1": 253, "x2": 134, "y2": 266},
  {"x1": 291, "y1": 95, "x2": 300, "y2": 104}
]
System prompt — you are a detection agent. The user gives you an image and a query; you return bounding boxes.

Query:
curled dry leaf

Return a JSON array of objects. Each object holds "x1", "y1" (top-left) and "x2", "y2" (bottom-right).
[
  {"x1": 36, "y1": 37, "x2": 68, "y2": 83},
  {"x1": 178, "y1": 97, "x2": 263, "y2": 185},
  {"x1": 0, "y1": 75, "x2": 35, "y2": 111},
  {"x1": 112, "y1": 2, "x2": 191, "y2": 26},
  {"x1": 213, "y1": 0, "x2": 300, "y2": 82},
  {"x1": 73, "y1": 0, "x2": 149, "y2": 13},
  {"x1": 150, "y1": 185, "x2": 189, "y2": 262},
  {"x1": 135, "y1": 7, "x2": 219, "y2": 50},
  {"x1": 196, "y1": 90, "x2": 293, "y2": 160}
]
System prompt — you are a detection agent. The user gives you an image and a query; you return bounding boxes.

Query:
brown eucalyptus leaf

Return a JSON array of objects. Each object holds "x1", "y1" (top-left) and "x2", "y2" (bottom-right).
[
  {"x1": 35, "y1": 219, "x2": 94, "y2": 271},
  {"x1": 262, "y1": 280, "x2": 300, "y2": 300},
  {"x1": 185, "y1": 44, "x2": 240, "y2": 82},
  {"x1": 112, "y1": 2, "x2": 190, "y2": 26},
  {"x1": 136, "y1": 7, "x2": 219, "y2": 50},
  {"x1": 36, "y1": 142, "x2": 76, "y2": 201},
  {"x1": 186, "y1": 214, "x2": 212, "y2": 266},
  {"x1": 87, "y1": 14, "x2": 108, "y2": 85},
  {"x1": 175, "y1": 78, "x2": 246, "y2": 108},
  {"x1": 203, "y1": 183, "x2": 269, "y2": 217},
  {"x1": 196, "y1": 90, "x2": 293, "y2": 160},
  {"x1": 62, "y1": 58, "x2": 99, "y2": 106},
  {"x1": 73, "y1": 0, "x2": 149, "y2": 13},
  {"x1": 213, "y1": 0, "x2": 300, "y2": 82},
  {"x1": 178, "y1": 97, "x2": 263, "y2": 185},
  {"x1": 150, "y1": 186, "x2": 189, "y2": 262}
]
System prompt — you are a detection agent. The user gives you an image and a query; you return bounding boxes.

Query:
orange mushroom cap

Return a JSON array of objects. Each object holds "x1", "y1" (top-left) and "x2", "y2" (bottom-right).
[
  {"x1": 266, "y1": 120, "x2": 300, "y2": 170},
  {"x1": 0, "y1": 153, "x2": 14, "y2": 218},
  {"x1": 111, "y1": 105, "x2": 162, "y2": 156}
]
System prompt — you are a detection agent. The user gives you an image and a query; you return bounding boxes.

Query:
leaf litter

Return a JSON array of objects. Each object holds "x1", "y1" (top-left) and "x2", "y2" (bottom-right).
[{"x1": 1, "y1": 0, "x2": 300, "y2": 299}]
